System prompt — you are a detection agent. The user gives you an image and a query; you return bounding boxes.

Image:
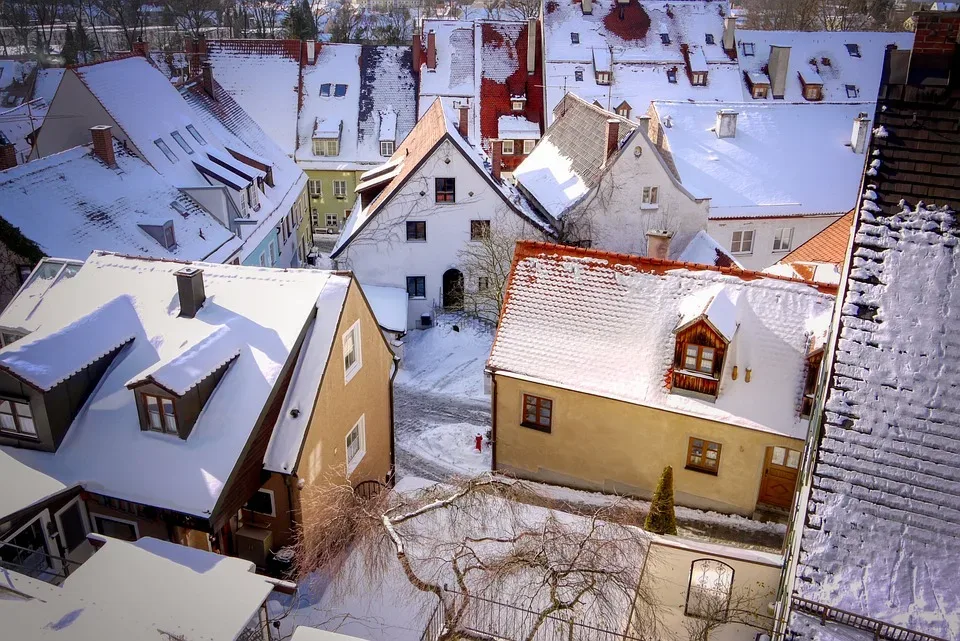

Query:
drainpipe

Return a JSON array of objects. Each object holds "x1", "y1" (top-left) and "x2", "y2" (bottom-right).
[
  {"x1": 388, "y1": 356, "x2": 400, "y2": 485},
  {"x1": 489, "y1": 368, "x2": 498, "y2": 472}
]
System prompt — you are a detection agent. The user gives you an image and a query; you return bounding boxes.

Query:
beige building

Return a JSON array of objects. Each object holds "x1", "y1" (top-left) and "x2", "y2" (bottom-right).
[{"x1": 487, "y1": 241, "x2": 837, "y2": 516}]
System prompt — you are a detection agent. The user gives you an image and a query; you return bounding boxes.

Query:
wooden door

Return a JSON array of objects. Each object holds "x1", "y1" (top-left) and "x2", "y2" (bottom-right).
[{"x1": 758, "y1": 446, "x2": 801, "y2": 509}]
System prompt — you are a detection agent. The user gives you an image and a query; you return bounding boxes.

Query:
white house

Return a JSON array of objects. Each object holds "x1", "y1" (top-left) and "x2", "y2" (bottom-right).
[
  {"x1": 514, "y1": 93, "x2": 711, "y2": 259},
  {"x1": 330, "y1": 99, "x2": 554, "y2": 329}
]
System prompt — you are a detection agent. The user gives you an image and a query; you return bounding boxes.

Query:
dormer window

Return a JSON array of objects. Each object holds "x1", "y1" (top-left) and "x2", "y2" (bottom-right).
[
  {"x1": 139, "y1": 220, "x2": 177, "y2": 250},
  {"x1": 705, "y1": 33, "x2": 715, "y2": 45},
  {"x1": 802, "y1": 81, "x2": 823, "y2": 101},
  {"x1": 313, "y1": 138, "x2": 339, "y2": 156},
  {"x1": 574, "y1": 68, "x2": 584, "y2": 82},
  {"x1": 691, "y1": 71, "x2": 707, "y2": 86},
  {"x1": 0, "y1": 399, "x2": 36, "y2": 437},
  {"x1": 845, "y1": 43, "x2": 860, "y2": 57},
  {"x1": 684, "y1": 344, "x2": 715, "y2": 374},
  {"x1": 380, "y1": 140, "x2": 395, "y2": 156},
  {"x1": 741, "y1": 42, "x2": 755, "y2": 56},
  {"x1": 752, "y1": 83, "x2": 770, "y2": 99},
  {"x1": 142, "y1": 393, "x2": 178, "y2": 435},
  {"x1": 596, "y1": 71, "x2": 611, "y2": 85},
  {"x1": 616, "y1": 101, "x2": 631, "y2": 119},
  {"x1": 511, "y1": 98, "x2": 526, "y2": 112},
  {"x1": 671, "y1": 291, "x2": 736, "y2": 401}
]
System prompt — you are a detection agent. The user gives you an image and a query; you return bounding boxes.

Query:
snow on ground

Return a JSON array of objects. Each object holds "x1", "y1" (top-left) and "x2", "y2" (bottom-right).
[
  {"x1": 401, "y1": 422, "x2": 492, "y2": 476},
  {"x1": 396, "y1": 314, "x2": 492, "y2": 401}
]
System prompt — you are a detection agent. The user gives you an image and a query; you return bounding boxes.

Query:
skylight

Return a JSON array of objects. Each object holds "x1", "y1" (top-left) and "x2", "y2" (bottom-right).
[
  {"x1": 574, "y1": 68, "x2": 584, "y2": 82},
  {"x1": 705, "y1": 34, "x2": 715, "y2": 45},
  {"x1": 320, "y1": 83, "x2": 331, "y2": 97},
  {"x1": 170, "y1": 130, "x2": 194, "y2": 155},
  {"x1": 571, "y1": 32, "x2": 580, "y2": 45},
  {"x1": 660, "y1": 33, "x2": 671, "y2": 45},
  {"x1": 154, "y1": 138, "x2": 178, "y2": 163},
  {"x1": 667, "y1": 68, "x2": 677, "y2": 83},
  {"x1": 334, "y1": 84, "x2": 347, "y2": 97},
  {"x1": 186, "y1": 125, "x2": 206, "y2": 145},
  {"x1": 742, "y1": 42, "x2": 755, "y2": 56},
  {"x1": 845, "y1": 84, "x2": 859, "y2": 98},
  {"x1": 171, "y1": 201, "x2": 189, "y2": 217},
  {"x1": 846, "y1": 43, "x2": 861, "y2": 57}
]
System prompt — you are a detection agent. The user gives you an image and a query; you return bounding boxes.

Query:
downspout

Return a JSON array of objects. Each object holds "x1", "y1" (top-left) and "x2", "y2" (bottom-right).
[
  {"x1": 388, "y1": 355, "x2": 400, "y2": 486},
  {"x1": 489, "y1": 368, "x2": 498, "y2": 472}
]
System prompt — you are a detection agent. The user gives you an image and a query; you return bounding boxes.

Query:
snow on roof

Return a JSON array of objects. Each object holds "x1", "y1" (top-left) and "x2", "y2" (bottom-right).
[
  {"x1": 652, "y1": 101, "x2": 868, "y2": 218},
  {"x1": 264, "y1": 275, "x2": 349, "y2": 474},
  {"x1": 488, "y1": 242, "x2": 836, "y2": 439},
  {"x1": 513, "y1": 138, "x2": 589, "y2": 218},
  {"x1": 650, "y1": 534, "x2": 783, "y2": 567},
  {"x1": 206, "y1": 40, "x2": 302, "y2": 155},
  {"x1": 358, "y1": 46, "x2": 416, "y2": 155},
  {"x1": 314, "y1": 116, "x2": 342, "y2": 138},
  {"x1": 360, "y1": 283, "x2": 408, "y2": 333},
  {"x1": 497, "y1": 115, "x2": 540, "y2": 139},
  {"x1": 3, "y1": 536, "x2": 276, "y2": 641},
  {"x1": 292, "y1": 629, "x2": 371, "y2": 641},
  {"x1": 0, "y1": 259, "x2": 82, "y2": 334},
  {"x1": 688, "y1": 46, "x2": 709, "y2": 73},
  {"x1": 592, "y1": 46, "x2": 612, "y2": 72},
  {"x1": 419, "y1": 20, "x2": 476, "y2": 99},
  {"x1": 0, "y1": 450, "x2": 69, "y2": 519},
  {"x1": 31, "y1": 68, "x2": 63, "y2": 104},
  {"x1": 297, "y1": 44, "x2": 362, "y2": 170},
  {"x1": 378, "y1": 108, "x2": 397, "y2": 141},
  {"x1": 148, "y1": 50, "x2": 189, "y2": 83},
  {"x1": 678, "y1": 230, "x2": 743, "y2": 268},
  {"x1": 0, "y1": 253, "x2": 335, "y2": 517},
  {"x1": 124, "y1": 324, "x2": 240, "y2": 395},
  {"x1": 735, "y1": 30, "x2": 913, "y2": 103},
  {"x1": 676, "y1": 284, "x2": 739, "y2": 342},
  {"x1": 0, "y1": 97, "x2": 46, "y2": 162}
]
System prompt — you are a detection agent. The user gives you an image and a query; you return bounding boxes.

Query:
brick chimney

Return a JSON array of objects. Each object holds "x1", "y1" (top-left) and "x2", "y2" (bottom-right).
[
  {"x1": 458, "y1": 104, "x2": 469, "y2": 139},
  {"x1": 426, "y1": 29, "x2": 437, "y2": 70},
  {"x1": 0, "y1": 139, "x2": 16, "y2": 170},
  {"x1": 132, "y1": 37, "x2": 149, "y2": 58},
  {"x1": 201, "y1": 62, "x2": 215, "y2": 99},
  {"x1": 604, "y1": 119, "x2": 619, "y2": 164},
  {"x1": 526, "y1": 18, "x2": 537, "y2": 74},
  {"x1": 491, "y1": 139, "x2": 503, "y2": 182},
  {"x1": 646, "y1": 230, "x2": 673, "y2": 259},
  {"x1": 909, "y1": 11, "x2": 960, "y2": 84},
  {"x1": 90, "y1": 125, "x2": 116, "y2": 168},
  {"x1": 413, "y1": 31, "x2": 421, "y2": 69},
  {"x1": 768, "y1": 45, "x2": 791, "y2": 99}
]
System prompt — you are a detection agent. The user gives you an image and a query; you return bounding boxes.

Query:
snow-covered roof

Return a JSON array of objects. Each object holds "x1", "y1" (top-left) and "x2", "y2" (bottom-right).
[
  {"x1": 678, "y1": 230, "x2": 743, "y2": 268},
  {"x1": 0, "y1": 450, "x2": 69, "y2": 519},
  {"x1": 0, "y1": 97, "x2": 46, "y2": 163},
  {"x1": 357, "y1": 46, "x2": 416, "y2": 154},
  {"x1": 0, "y1": 143, "x2": 239, "y2": 262},
  {"x1": 419, "y1": 20, "x2": 477, "y2": 100},
  {"x1": 488, "y1": 242, "x2": 836, "y2": 439},
  {"x1": 652, "y1": 101, "x2": 870, "y2": 218},
  {"x1": 360, "y1": 284, "x2": 408, "y2": 333},
  {"x1": 31, "y1": 68, "x2": 63, "y2": 104},
  {"x1": 0, "y1": 252, "x2": 337, "y2": 517},
  {"x1": 205, "y1": 40, "x2": 302, "y2": 155},
  {"x1": 676, "y1": 284, "x2": 739, "y2": 342},
  {"x1": 292, "y1": 629, "x2": 370, "y2": 641},
  {"x1": 124, "y1": 324, "x2": 241, "y2": 395},
  {"x1": 0, "y1": 259, "x2": 82, "y2": 335},
  {"x1": 2, "y1": 536, "x2": 277, "y2": 641},
  {"x1": 378, "y1": 108, "x2": 397, "y2": 141},
  {"x1": 735, "y1": 30, "x2": 913, "y2": 103},
  {"x1": 498, "y1": 115, "x2": 540, "y2": 139}
]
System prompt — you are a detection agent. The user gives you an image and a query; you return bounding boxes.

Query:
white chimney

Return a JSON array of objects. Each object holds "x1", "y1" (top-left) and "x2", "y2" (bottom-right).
[
  {"x1": 582, "y1": 0, "x2": 592, "y2": 14},
  {"x1": 306, "y1": 40, "x2": 316, "y2": 64},
  {"x1": 850, "y1": 112, "x2": 871, "y2": 154},
  {"x1": 768, "y1": 45, "x2": 791, "y2": 99},
  {"x1": 716, "y1": 109, "x2": 738, "y2": 138},
  {"x1": 527, "y1": 17, "x2": 537, "y2": 74},
  {"x1": 646, "y1": 230, "x2": 673, "y2": 259},
  {"x1": 722, "y1": 16, "x2": 736, "y2": 53}
]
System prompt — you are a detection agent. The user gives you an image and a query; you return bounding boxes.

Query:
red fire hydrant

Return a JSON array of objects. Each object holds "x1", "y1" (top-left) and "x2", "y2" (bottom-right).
[{"x1": 475, "y1": 434, "x2": 483, "y2": 452}]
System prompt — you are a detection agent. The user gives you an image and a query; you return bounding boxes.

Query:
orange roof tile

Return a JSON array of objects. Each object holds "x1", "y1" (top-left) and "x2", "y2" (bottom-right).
[{"x1": 783, "y1": 210, "x2": 854, "y2": 266}]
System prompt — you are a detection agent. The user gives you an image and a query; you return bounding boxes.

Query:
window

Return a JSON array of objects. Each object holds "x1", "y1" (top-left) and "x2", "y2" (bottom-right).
[
  {"x1": 617, "y1": 106, "x2": 630, "y2": 118},
  {"x1": 523, "y1": 139, "x2": 536, "y2": 154},
  {"x1": 752, "y1": 84, "x2": 769, "y2": 99},
  {"x1": 406, "y1": 220, "x2": 427, "y2": 241},
  {"x1": 170, "y1": 130, "x2": 194, "y2": 155},
  {"x1": 801, "y1": 352, "x2": 823, "y2": 418},
  {"x1": 705, "y1": 33, "x2": 715, "y2": 45},
  {"x1": 342, "y1": 319, "x2": 362, "y2": 383},
  {"x1": 660, "y1": 33, "x2": 670, "y2": 45},
  {"x1": 803, "y1": 84, "x2": 822, "y2": 101},
  {"x1": 55, "y1": 498, "x2": 90, "y2": 554},
  {"x1": 313, "y1": 139, "x2": 339, "y2": 156},
  {"x1": 772, "y1": 227, "x2": 794, "y2": 252},
  {"x1": 685, "y1": 559, "x2": 734, "y2": 618},
  {"x1": 309, "y1": 179, "x2": 323, "y2": 197},
  {"x1": 742, "y1": 42, "x2": 755, "y2": 56},
  {"x1": 574, "y1": 68, "x2": 584, "y2": 82},
  {"x1": 186, "y1": 124, "x2": 206, "y2": 145},
  {"x1": 268, "y1": 240, "x2": 276, "y2": 266},
  {"x1": 642, "y1": 186, "x2": 659, "y2": 205},
  {"x1": 333, "y1": 179, "x2": 347, "y2": 198},
  {"x1": 596, "y1": 71, "x2": 610, "y2": 85},
  {"x1": 730, "y1": 229, "x2": 754, "y2": 254},
  {"x1": 163, "y1": 221, "x2": 176, "y2": 249},
  {"x1": 845, "y1": 84, "x2": 859, "y2": 98},
  {"x1": 0, "y1": 398, "x2": 36, "y2": 437},
  {"x1": 0, "y1": 517, "x2": 51, "y2": 577},
  {"x1": 334, "y1": 84, "x2": 347, "y2": 97},
  {"x1": 143, "y1": 393, "x2": 178, "y2": 435},
  {"x1": 325, "y1": 214, "x2": 339, "y2": 228},
  {"x1": 478, "y1": 276, "x2": 490, "y2": 291},
  {"x1": 380, "y1": 140, "x2": 395, "y2": 156},
  {"x1": 502, "y1": 139, "x2": 515, "y2": 155},
  {"x1": 92, "y1": 514, "x2": 138, "y2": 542},
  {"x1": 846, "y1": 43, "x2": 861, "y2": 57},
  {"x1": 691, "y1": 72, "x2": 707, "y2": 86},
  {"x1": 772, "y1": 446, "x2": 802, "y2": 469},
  {"x1": 683, "y1": 344, "x2": 716, "y2": 374},
  {"x1": 319, "y1": 83, "x2": 331, "y2": 97},
  {"x1": 522, "y1": 394, "x2": 553, "y2": 432},
  {"x1": 346, "y1": 415, "x2": 366, "y2": 473},
  {"x1": 570, "y1": 32, "x2": 580, "y2": 44},
  {"x1": 259, "y1": 252, "x2": 266, "y2": 267},
  {"x1": 154, "y1": 138, "x2": 178, "y2": 163},
  {"x1": 435, "y1": 178, "x2": 455, "y2": 202},
  {"x1": 244, "y1": 489, "x2": 276, "y2": 517},
  {"x1": 667, "y1": 68, "x2": 677, "y2": 83},
  {"x1": 687, "y1": 437, "x2": 722, "y2": 473},
  {"x1": 470, "y1": 219, "x2": 491, "y2": 241},
  {"x1": 511, "y1": 100, "x2": 525, "y2": 111},
  {"x1": 311, "y1": 210, "x2": 319, "y2": 228},
  {"x1": 406, "y1": 276, "x2": 426, "y2": 298}
]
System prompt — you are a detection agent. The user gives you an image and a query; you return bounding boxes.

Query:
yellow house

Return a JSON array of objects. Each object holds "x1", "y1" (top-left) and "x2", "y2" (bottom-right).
[{"x1": 487, "y1": 241, "x2": 837, "y2": 516}]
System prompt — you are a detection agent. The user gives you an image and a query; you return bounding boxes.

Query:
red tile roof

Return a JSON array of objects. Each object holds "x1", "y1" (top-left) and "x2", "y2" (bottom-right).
[{"x1": 782, "y1": 210, "x2": 854, "y2": 267}]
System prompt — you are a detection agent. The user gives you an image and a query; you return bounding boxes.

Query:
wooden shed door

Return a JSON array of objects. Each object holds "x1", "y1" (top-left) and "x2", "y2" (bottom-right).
[{"x1": 758, "y1": 446, "x2": 801, "y2": 509}]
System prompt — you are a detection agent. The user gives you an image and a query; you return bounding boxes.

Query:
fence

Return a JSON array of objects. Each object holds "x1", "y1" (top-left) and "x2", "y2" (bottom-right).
[
  {"x1": 419, "y1": 597, "x2": 447, "y2": 641},
  {"x1": 791, "y1": 596, "x2": 949, "y2": 641},
  {"x1": 0, "y1": 540, "x2": 84, "y2": 584}
]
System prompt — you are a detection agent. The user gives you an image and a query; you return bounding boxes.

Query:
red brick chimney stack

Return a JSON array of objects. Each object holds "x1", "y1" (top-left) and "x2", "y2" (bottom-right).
[
  {"x1": 90, "y1": 125, "x2": 116, "y2": 168},
  {"x1": 912, "y1": 11, "x2": 960, "y2": 58},
  {"x1": 604, "y1": 119, "x2": 619, "y2": 163},
  {"x1": 132, "y1": 37, "x2": 149, "y2": 58},
  {"x1": 413, "y1": 31, "x2": 421, "y2": 69},
  {"x1": 427, "y1": 30, "x2": 437, "y2": 70},
  {"x1": 0, "y1": 140, "x2": 16, "y2": 170},
  {"x1": 458, "y1": 104, "x2": 469, "y2": 139},
  {"x1": 491, "y1": 139, "x2": 503, "y2": 182},
  {"x1": 201, "y1": 62, "x2": 216, "y2": 99}
]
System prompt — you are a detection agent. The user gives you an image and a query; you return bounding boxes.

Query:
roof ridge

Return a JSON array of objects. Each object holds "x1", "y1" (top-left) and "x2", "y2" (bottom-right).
[
  {"x1": 68, "y1": 51, "x2": 141, "y2": 70},
  {"x1": 0, "y1": 144, "x2": 93, "y2": 183},
  {"x1": 513, "y1": 241, "x2": 838, "y2": 295}
]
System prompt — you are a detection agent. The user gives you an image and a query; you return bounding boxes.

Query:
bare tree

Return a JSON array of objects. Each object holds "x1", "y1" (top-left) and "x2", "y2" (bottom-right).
[
  {"x1": 457, "y1": 215, "x2": 521, "y2": 324},
  {"x1": 167, "y1": 0, "x2": 220, "y2": 39},
  {"x1": 294, "y1": 473, "x2": 659, "y2": 641},
  {"x1": 682, "y1": 576, "x2": 774, "y2": 641},
  {"x1": 0, "y1": 0, "x2": 34, "y2": 50},
  {"x1": 502, "y1": 0, "x2": 539, "y2": 20},
  {"x1": 93, "y1": 0, "x2": 147, "y2": 49},
  {"x1": 327, "y1": 0, "x2": 363, "y2": 43}
]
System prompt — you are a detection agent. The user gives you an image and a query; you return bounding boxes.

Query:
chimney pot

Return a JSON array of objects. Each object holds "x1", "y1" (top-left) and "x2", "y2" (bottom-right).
[
  {"x1": 90, "y1": 125, "x2": 116, "y2": 168},
  {"x1": 526, "y1": 18, "x2": 537, "y2": 75},
  {"x1": 413, "y1": 31, "x2": 421, "y2": 69},
  {"x1": 722, "y1": 16, "x2": 736, "y2": 53},
  {"x1": 176, "y1": 267, "x2": 206, "y2": 318},
  {"x1": 491, "y1": 139, "x2": 503, "y2": 182},
  {"x1": 201, "y1": 62, "x2": 215, "y2": 99},
  {"x1": 427, "y1": 30, "x2": 437, "y2": 70},
  {"x1": 768, "y1": 45, "x2": 791, "y2": 99},
  {"x1": 457, "y1": 104, "x2": 469, "y2": 139},
  {"x1": 133, "y1": 37, "x2": 149, "y2": 58},
  {"x1": 582, "y1": 0, "x2": 593, "y2": 14},
  {"x1": 646, "y1": 230, "x2": 673, "y2": 259},
  {"x1": 0, "y1": 140, "x2": 16, "y2": 170},
  {"x1": 850, "y1": 112, "x2": 871, "y2": 154},
  {"x1": 715, "y1": 109, "x2": 738, "y2": 138},
  {"x1": 604, "y1": 119, "x2": 620, "y2": 164}
]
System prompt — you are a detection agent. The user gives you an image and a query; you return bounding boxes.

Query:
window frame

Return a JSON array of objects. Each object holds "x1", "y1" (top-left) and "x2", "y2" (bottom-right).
[
  {"x1": 0, "y1": 397, "x2": 37, "y2": 438},
  {"x1": 772, "y1": 227, "x2": 794, "y2": 253},
  {"x1": 244, "y1": 488, "x2": 276, "y2": 517},
  {"x1": 470, "y1": 219, "x2": 491, "y2": 241},
  {"x1": 685, "y1": 558, "x2": 734, "y2": 619},
  {"x1": 742, "y1": 42, "x2": 755, "y2": 56},
  {"x1": 574, "y1": 68, "x2": 584, "y2": 82},
  {"x1": 641, "y1": 186, "x2": 659, "y2": 206},
  {"x1": 325, "y1": 213, "x2": 339, "y2": 228},
  {"x1": 686, "y1": 437, "x2": 722, "y2": 474},
  {"x1": 752, "y1": 84, "x2": 769, "y2": 99},
  {"x1": 667, "y1": 68, "x2": 678, "y2": 83},
  {"x1": 730, "y1": 229, "x2": 754, "y2": 255},
  {"x1": 342, "y1": 319, "x2": 362, "y2": 384},
  {"x1": 406, "y1": 276, "x2": 426, "y2": 299},
  {"x1": 345, "y1": 415, "x2": 366, "y2": 474},
  {"x1": 570, "y1": 32, "x2": 580, "y2": 44},
  {"x1": 704, "y1": 33, "x2": 715, "y2": 45},
  {"x1": 845, "y1": 84, "x2": 859, "y2": 98},
  {"x1": 846, "y1": 43, "x2": 861, "y2": 57},
  {"x1": 478, "y1": 276, "x2": 490, "y2": 291},
  {"x1": 170, "y1": 130, "x2": 194, "y2": 155},
  {"x1": 521, "y1": 393, "x2": 553, "y2": 433},
  {"x1": 435, "y1": 177, "x2": 456, "y2": 203},
  {"x1": 313, "y1": 139, "x2": 339, "y2": 157},
  {"x1": 523, "y1": 139, "x2": 536, "y2": 155},
  {"x1": 801, "y1": 351, "x2": 823, "y2": 419},
  {"x1": 406, "y1": 220, "x2": 427, "y2": 242},
  {"x1": 380, "y1": 140, "x2": 395, "y2": 157},
  {"x1": 53, "y1": 496, "x2": 91, "y2": 554},
  {"x1": 803, "y1": 84, "x2": 822, "y2": 101},
  {"x1": 308, "y1": 179, "x2": 323, "y2": 197},
  {"x1": 333, "y1": 179, "x2": 348, "y2": 198},
  {"x1": 660, "y1": 32, "x2": 670, "y2": 45},
  {"x1": 682, "y1": 343, "x2": 716, "y2": 375},
  {"x1": 691, "y1": 71, "x2": 707, "y2": 86},
  {"x1": 186, "y1": 124, "x2": 207, "y2": 145},
  {"x1": 154, "y1": 138, "x2": 179, "y2": 163},
  {"x1": 0, "y1": 512, "x2": 55, "y2": 577},
  {"x1": 90, "y1": 513, "x2": 139, "y2": 542},
  {"x1": 502, "y1": 139, "x2": 515, "y2": 155},
  {"x1": 141, "y1": 392, "x2": 179, "y2": 436}
]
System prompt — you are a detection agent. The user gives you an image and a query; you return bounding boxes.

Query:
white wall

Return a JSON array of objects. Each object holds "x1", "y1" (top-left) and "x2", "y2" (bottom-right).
[
  {"x1": 336, "y1": 139, "x2": 546, "y2": 328},
  {"x1": 708, "y1": 215, "x2": 842, "y2": 271},
  {"x1": 565, "y1": 128, "x2": 710, "y2": 258}
]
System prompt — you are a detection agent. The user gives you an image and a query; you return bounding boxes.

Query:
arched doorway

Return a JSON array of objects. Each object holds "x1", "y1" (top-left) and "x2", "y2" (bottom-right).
[{"x1": 442, "y1": 268, "x2": 464, "y2": 309}]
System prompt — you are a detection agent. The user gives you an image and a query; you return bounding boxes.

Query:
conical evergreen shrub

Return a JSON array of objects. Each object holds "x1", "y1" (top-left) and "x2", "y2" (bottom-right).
[{"x1": 644, "y1": 465, "x2": 678, "y2": 535}]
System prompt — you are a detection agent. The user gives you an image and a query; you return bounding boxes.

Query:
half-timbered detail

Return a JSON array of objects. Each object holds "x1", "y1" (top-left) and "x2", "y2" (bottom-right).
[{"x1": 672, "y1": 321, "x2": 728, "y2": 399}]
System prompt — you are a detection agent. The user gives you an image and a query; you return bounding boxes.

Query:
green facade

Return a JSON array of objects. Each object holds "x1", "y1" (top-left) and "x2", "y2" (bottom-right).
[{"x1": 305, "y1": 169, "x2": 361, "y2": 234}]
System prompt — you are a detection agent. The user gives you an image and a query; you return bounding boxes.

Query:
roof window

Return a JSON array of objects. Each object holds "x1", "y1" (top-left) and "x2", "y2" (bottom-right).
[
  {"x1": 334, "y1": 84, "x2": 347, "y2": 97},
  {"x1": 170, "y1": 130, "x2": 194, "y2": 155},
  {"x1": 705, "y1": 33, "x2": 715, "y2": 45},
  {"x1": 170, "y1": 201, "x2": 189, "y2": 217},
  {"x1": 320, "y1": 83, "x2": 331, "y2": 97},
  {"x1": 574, "y1": 68, "x2": 584, "y2": 82},
  {"x1": 571, "y1": 32, "x2": 580, "y2": 45},
  {"x1": 667, "y1": 68, "x2": 677, "y2": 83},
  {"x1": 660, "y1": 33, "x2": 671, "y2": 45},
  {"x1": 154, "y1": 138, "x2": 178, "y2": 163},
  {"x1": 741, "y1": 42, "x2": 755, "y2": 56},
  {"x1": 139, "y1": 220, "x2": 177, "y2": 250},
  {"x1": 845, "y1": 43, "x2": 861, "y2": 57},
  {"x1": 186, "y1": 125, "x2": 206, "y2": 145},
  {"x1": 845, "y1": 84, "x2": 859, "y2": 98}
]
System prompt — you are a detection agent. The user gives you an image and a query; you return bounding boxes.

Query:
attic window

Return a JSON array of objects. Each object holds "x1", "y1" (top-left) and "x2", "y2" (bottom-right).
[
  {"x1": 171, "y1": 201, "x2": 189, "y2": 217},
  {"x1": 845, "y1": 84, "x2": 859, "y2": 98},
  {"x1": 0, "y1": 399, "x2": 36, "y2": 438},
  {"x1": 186, "y1": 125, "x2": 206, "y2": 145},
  {"x1": 705, "y1": 33, "x2": 715, "y2": 45},
  {"x1": 660, "y1": 33, "x2": 671, "y2": 45},
  {"x1": 139, "y1": 221, "x2": 177, "y2": 250},
  {"x1": 170, "y1": 130, "x2": 194, "y2": 155},
  {"x1": 691, "y1": 71, "x2": 707, "y2": 86},
  {"x1": 380, "y1": 140, "x2": 395, "y2": 156},
  {"x1": 845, "y1": 43, "x2": 860, "y2": 57},
  {"x1": 313, "y1": 139, "x2": 339, "y2": 156},
  {"x1": 334, "y1": 84, "x2": 348, "y2": 97},
  {"x1": 320, "y1": 83, "x2": 331, "y2": 97},
  {"x1": 667, "y1": 68, "x2": 677, "y2": 83},
  {"x1": 154, "y1": 138, "x2": 178, "y2": 163},
  {"x1": 752, "y1": 84, "x2": 769, "y2": 99},
  {"x1": 741, "y1": 42, "x2": 755, "y2": 56},
  {"x1": 801, "y1": 351, "x2": 824, "y2": 418},
  {"x1": 571, "y1": 32, "x2": 580, "y2": 44},
  {"x1": 803, "y1": 83, "x2": 822, "y2": 101},
  {"x1": 511, "y1": 99, "x2": 526, "y2": 112},
  {"x1": 574, "y1": 68, "x2": 584, "y2": 82},
  {"x1": 142, "y1": 393, "x2": 179, "y2": 436},
  {"x1": 596, "y1": 71, "x2": 611, "y2": 85},
  {"x1": 671, "y1": 320, "x2": 726, "y2": 399}
]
